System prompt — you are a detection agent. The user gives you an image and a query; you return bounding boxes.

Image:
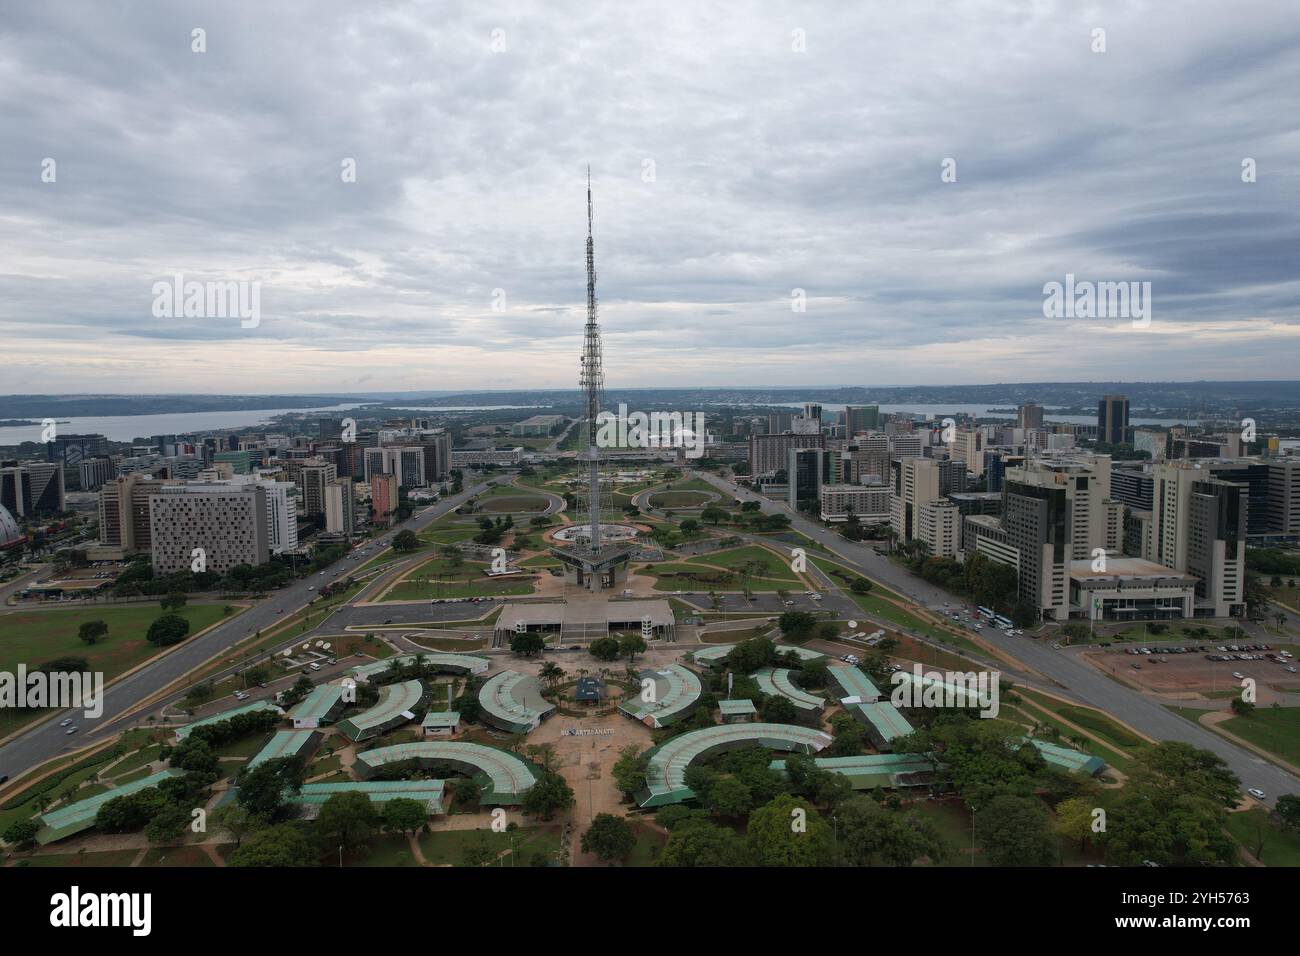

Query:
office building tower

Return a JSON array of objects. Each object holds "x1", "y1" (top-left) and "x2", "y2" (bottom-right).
[
  {"x1": 0, "y1": 461, "x2": 66, "y2": 517},
  {"x1": 1017, "y1": 403, "x2": 1044, "y2": 429},
  {"x1": 372, "y1": 472, "x2": 399, "y2": 527},
  {"x1": 299, "y1": 460, "x2": 338, "y2": 516},
  {"x1": 845, "y1": 405, "x2": 880, "y2": 435},
  {"x1": 323, "y1": 478, "x2": 356, "y2": 539},
  {"x1": 1098, "y1": 394, "x2": 1129, "y2": 445},
  {"x1": 78, "y1": 455, "x2": 117, "y2": 492},
  {"x1": 1268, "y1": 458, "x2": 1300, "y2": 536},
  {"x1": 149, "y1": 485, "x2": 270, "y2": 574},
  {"x1": 890, "y1": 457, "x2": 943, "y2": 545},
  {"x1": 748, "y1": 433, "x2": 825, "y2": 479}
]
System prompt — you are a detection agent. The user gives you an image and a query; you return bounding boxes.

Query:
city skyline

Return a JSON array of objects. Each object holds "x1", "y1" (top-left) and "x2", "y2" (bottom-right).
[{"x1": 3, "y1": 0, "x2": 1298, "y2": 394}]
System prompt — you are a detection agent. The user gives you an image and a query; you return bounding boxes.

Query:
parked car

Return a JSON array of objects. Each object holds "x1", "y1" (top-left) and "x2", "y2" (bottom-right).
[
  {"x1": 1247, "y1": 788, "x2": 1266, "y2": 800},
  {"x1": 1231, "y1": 671, "x2": 1245, "y2": 679}
]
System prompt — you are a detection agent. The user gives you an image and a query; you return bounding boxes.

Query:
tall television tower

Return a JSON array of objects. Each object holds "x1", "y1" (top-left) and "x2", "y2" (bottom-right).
[{"x1": 579, "y1": 167, "x2": 604, "y2": 552}]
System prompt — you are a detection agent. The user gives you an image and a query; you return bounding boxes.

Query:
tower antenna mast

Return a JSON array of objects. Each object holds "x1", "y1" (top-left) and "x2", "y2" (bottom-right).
[{"x1": 579, "y1": 167, "x2": 605, "y2": 553}]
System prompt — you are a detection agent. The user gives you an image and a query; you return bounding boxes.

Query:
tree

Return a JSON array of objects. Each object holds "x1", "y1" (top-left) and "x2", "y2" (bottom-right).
[
  {"x1": 619, "y1": 632, "x2": 647, "y2": 662},
  {"x1": 2, "y1": 819, "x2": 40, "y2": 849},
  {"x1": 849, "y1": 577, "x2": 872, "y2": 595},
  {"x1": 834, "y1": 796, "x2": 947, "y2": 866},
  {"x1": 316, "y1": 791, "x2": 379, "y2": 854},
  {"x1": 160, "y1": 591, "x2": 188, "y2": 612},
  {"x1": 611, "y1": 746, "x2": 649, "y2": 799},
  {"x1": 1055, "y1": 796, "x2": 1098, "y2": 854},
  {"x1": 539, "y1": 661, "x2": 566, "y2": 690},
  {"x1": 228, "y1": 824, "x2": 318, "y2": 867},
  {"x1": 461, "y1": 831, "x2": 496, "y2": 867},
  {"x1": 144, "y1": 804, "x2": 192, "y2": 844},
  {"x1": 777, "y1": 611, "x2": 818, "y2": 643},
  {"x1": 1230, "y1": 697, "x2": 1255, "y2": 717},
  {"x1": 975, "y1": 795, "x2": 1057, "y2": 866},
  {"x1": 393, "y1": 529, "x2": 420, "y2": 552},
  {"x1": 581, "y1": 813, "x2": 636, "y2": 863},
  {"x1": 147, "y1": 613, "x2": 191, "y2": 647},
  {"x1": 589, "y1": 636, "x2": 621, "y2": 662},
  {"x1": 746, "y1": 794, "x2": 832, "y2": 866},
  {"x1": 521, "y1": 772, "x2": 575, "y2": 821},
  {"x1": 657, "y1": 818, "x2": 750, "y2": 867},
  {"x1": 679, "y1": 518, "x2": 700, "y2": 534},
  {"x1": 1274, "y1": 794, "x2": 1300, "y2": 832},
  {"x1": 759, "y1": 694, "x2": 797, "y2": 724},
  {"x1": 707, "y1": 776, "x2": 755, "y2": 818},
  {"x1": 381, "y1": 798, "x2": 428, "y2": 836},
  {"x1": 212, "y1": 805, "x2": 254, "y2": 847},
  {"x1": 78, "y1": 620, "x2": 109, "y2": 645},
  {"x1": 701, "y1": 506, "x2": 729, "y2": 526},
  {"x1": 237, "y1": 757, "x2": 304, "y2": 820},
  {"x1": 509, "y1": 630, "x2": 545, "y2": 657}
]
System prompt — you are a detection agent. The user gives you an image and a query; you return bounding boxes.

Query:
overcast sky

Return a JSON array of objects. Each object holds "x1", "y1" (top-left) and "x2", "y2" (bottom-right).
[{"x1": 1, "y1": 0, "x2": 1297, "y2": 395}]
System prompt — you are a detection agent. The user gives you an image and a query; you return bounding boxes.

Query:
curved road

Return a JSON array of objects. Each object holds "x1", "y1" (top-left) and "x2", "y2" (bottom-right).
[
  {"x1": 695, "y1": 470, "x2": 1300, "y2": 807},
  {"x1": 0, "y1": 473, "x2": 511, "y2": 788}
]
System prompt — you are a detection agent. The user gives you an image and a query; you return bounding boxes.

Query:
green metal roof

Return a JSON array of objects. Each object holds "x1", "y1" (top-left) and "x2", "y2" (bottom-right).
[
  {"x1": 421, "y1": 711, "x2": 461, "y2": 728},
  {"x1": 718, "y1": 698, "x2": 757, "y2": 715},
  {"x1": 827, "y1": 665, "x2": 882, "y2": 703},
  {"x1": 174, "y1": 700, "x2": 282, "y2": 739},
  {"x1": 753, "y1": 668, "x2": 825, "y2": 712},
  {"x1": 690, "y1": 643, "x2": 825, "y2": 667},
  {"x1": 1027, "y1": 739, "x2": 1107, "y2": 775},
  {"x1": 856, "y1": 701, "x2": 914, "y2": 743},
  {"x1": 769, "y1": 753, "x2": 936, "y2": 790},
  {"x1": 478, "y1": 670, "x2": 555, "y2": 733},
  {"x1": 354, "y1": 740, "x2": 538, "y2": 804},
  {"x1": 288, "y1": 780, "x2": 446, "y2": 814},
  {"x1": 337, "y1": 679, "x2": 427, "y2": 741},
  {"x1": 37, "y1": 769, "x2": 184, "y2": 844},
  {"x1": 892, "y1": 668, "x2": 993, "y2": 709},
  {"x1": 349, "y1": 653, "x2": 490, "y2": 682},
  {"x1": 287, "y1": 684, "x2": 346, "y2": 724},
  {"x1": 248, "y1": 729, "x2": 318, "y2": 769},
  {"x1": 618, "y1": 663, "x2": 702, "y2": 728},
  {"x1": 637, "y1": 723, "x2": 832, "y2": 808}
]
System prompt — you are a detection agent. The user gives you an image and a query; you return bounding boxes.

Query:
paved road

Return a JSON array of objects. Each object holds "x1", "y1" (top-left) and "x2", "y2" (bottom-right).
[
  {"x1": 696, "y1": 470, "x2": 1300, "y2": 806},
  {"x1": 0, "y1": 474, "x2": 507, "y2": 785}
]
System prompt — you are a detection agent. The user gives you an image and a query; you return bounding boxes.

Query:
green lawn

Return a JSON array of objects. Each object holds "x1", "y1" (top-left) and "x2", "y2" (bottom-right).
[
  {"x1": 382, "y1": 577, "x2": 534, "y2": 601},
  {"x1": 0, "y1": 603, "x2": 235, "y2": 683},
  {"x1": 14, "y1": 849, "x2": 142, "y2": 867},
  {"x1": 623, "y1": 822, "x2": 666, "y2": 866},
  {"x1": 417, "y1": 825, "x2": 562, "y2": 866},
  {"x1": 648, "y1": 490, "x2": 714, "y2": 508},
  {"x1": 140, "y1": 845, "x2": 217, "y2": 867},
  {"x1": 351, "y1": 832, "x2": 419, "y2": 867},
  {"x1": 1227, "y1": 808, "x2": 1300, "y2": 866},
  {"x1": 1219, "y1": 706, "x2": 1300, "y2": 766}
]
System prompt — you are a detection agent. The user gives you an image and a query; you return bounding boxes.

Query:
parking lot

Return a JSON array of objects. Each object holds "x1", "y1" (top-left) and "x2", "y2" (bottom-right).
[{"x1": 1082, "y1": 639, "x2": 1300, "y2": 698}]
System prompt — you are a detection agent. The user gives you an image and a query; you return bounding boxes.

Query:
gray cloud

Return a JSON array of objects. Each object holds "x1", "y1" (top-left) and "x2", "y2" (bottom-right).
[{"x1": 1, "y1": 0, "x2": 1297, "y2": 394}]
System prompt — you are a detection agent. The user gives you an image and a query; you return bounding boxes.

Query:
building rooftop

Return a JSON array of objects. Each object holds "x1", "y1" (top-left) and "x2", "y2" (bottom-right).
[
  {"x1": 248, "y1": 729, "x2": 318, "y2": 769},
  {"x1": 175, "y1": 700, "x2": 282, "y2": 740},
  {"x1": 348, "y1": 653, "x2": 489, "y2": 682},
  {"x1": 337, "y1": 679, "x2": 426, "y2": 740},
  {"x1": 478, "y1": 670, "x2": 555, "y2": 732},
  {"x1": 287, "y1": 684, "x2": 346, "y2": 723},
  {"x1": 421, "y1": 710, "x2": 461, "y2": 728},
  {"x1": 637, "y1": 723, "x2": 832, "y2": 808},
  {"x1": 718, "y1": 698, "x2": 757, "y2": 716},
  {"x1": 288, "y1": 779, "x2": 446, "y2": 815},
  {"x1": 753, "y1": 668, "x2": 826, "y2": 712},
  {"x1": 354, "y1": 740, "x2": 538, "y2": 804},
  {"x1": 38, "y1": 770, "x2": 184, "y2": 843},
  {"x1": 618, "y1": 663, "x2": 702, "y2": 728},
  {"x1": 1068, "y1": 557, "x2": 1198, "y2": 584}
]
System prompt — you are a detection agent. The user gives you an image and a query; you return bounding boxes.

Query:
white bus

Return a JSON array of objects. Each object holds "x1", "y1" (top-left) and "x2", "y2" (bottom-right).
[
  {"x1": 993, "y1": 615, "x2": 1014, "y2": 630},
  {"x1": 977, "y1": 606, "x2": 995, "y2": 620}
]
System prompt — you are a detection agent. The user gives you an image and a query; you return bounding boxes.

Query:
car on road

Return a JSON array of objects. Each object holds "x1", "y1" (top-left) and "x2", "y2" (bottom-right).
[
  {"x1": 1052, "y1": 642, "x2": 1062, "y2": 649},
  {"x1": 309, "y1": 663, "x2": 322, "y2": 671},
  {"x1": 1231, "y1": 671, "x2": 1245, "y2": 679},
  {"x1": 0, "y1": 774, "x2": 8, "y2": 784},
  {"x1": 1248, "y1": 788, "x2": 1266, "y2": 800},
  {"x1": 60, "y1": 718, "x2": 73, "y2": 727},
  {"x1": 783, "y1": 600, "x2": 795, "y2": 606},
  {"x1": 65, "y1": 726, "x2": 77, "y2": 735}
]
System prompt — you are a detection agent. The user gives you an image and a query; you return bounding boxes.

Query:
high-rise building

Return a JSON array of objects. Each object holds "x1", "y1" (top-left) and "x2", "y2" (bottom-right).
[
  {"x1": 748, "y1": 433, "x2": 825, "y2": 479},
  {"x1": 214, "y1": 450, "x2": 252, "y2": 475},
  {"x1": 363, "y1": 446, "x2": 426, "y2": 488},
  {"x1": 149, "y1": 485, "x2": 270, "y2": 574},
  {"x1": 788, "y1": 448, "x2": 833, "y2": 511},
  {"x1": 1097, "y1": 394, "x2": 1129, "y2": 445},
  {"x1": 1017, "y1": 403, "x2": 1044, "y2": 429},
  {"x1": 371, "y1": 472, "x2": 399, "y2": 527},
  {"x1": 0, "y1": 461, "x2": 66, "y2": 517},
  {"x1": 890, "y1": 457, "x2": 943, "y2": 545},
  {"x1": 845, "y1": 405, "x2": 880, "y2": 435},
  {"x1": 78, "y1": 455, "x2": 117, "y2": 492},
  {"x1": 323, "y1": 477, "x2": 356, "y2": 539},
  {"x1": 1268, "y1": 458, "x2": 1300, "y2": 536},
  {"x1": 300, "y1": 460, "x2": 338, "y2": 516}
]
